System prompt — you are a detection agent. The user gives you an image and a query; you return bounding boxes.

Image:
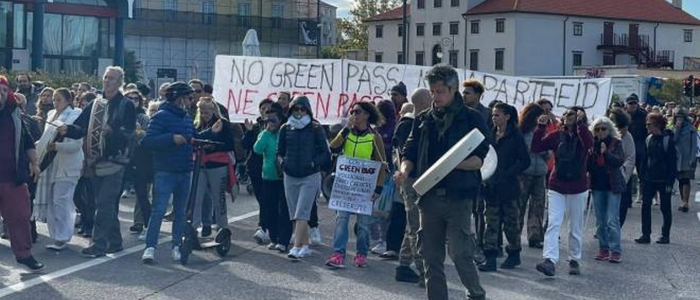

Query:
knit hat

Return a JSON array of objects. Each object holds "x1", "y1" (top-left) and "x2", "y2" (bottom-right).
[
  {"x1": 390, "y1": 82, "x2": 407, "y2": 97},
  {"x1": 0, "y1": 76, "x2": 17, "y2": 107},
  {"x1": 290, "y1": 95, "x2": 313, "y2": 117},
  {"x1": 625, "y1": 93, "x2": 639, "y2": 104}
]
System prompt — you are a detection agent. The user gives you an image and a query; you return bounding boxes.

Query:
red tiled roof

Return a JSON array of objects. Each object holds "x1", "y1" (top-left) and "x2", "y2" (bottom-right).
[
  {"x1": 365, "y1": 6, "x2": 410, "y2": 22},
  {"x1": 464, "y1": 0, "x2": 700, "y2": 25}
]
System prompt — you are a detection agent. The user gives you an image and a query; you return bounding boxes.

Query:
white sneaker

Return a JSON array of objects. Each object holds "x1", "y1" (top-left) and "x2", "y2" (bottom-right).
[
  {"x1": 287, "y1": 247, "x2": 301, "y2": 260},
  {"x1": 46, "y1": 241, "x2": 67, "y2": 251},
  {"x1": 253, "y1": 227, "x2": 270, "y2": 245},
  {"x1": 138, "y1": 231, "x2": 147, "y2": 241},
  {"x1": 290, "y1": 233, "x2": 296, "y2": 245},
  {"x1": 172, "y1": 246, "x2": 181, "y2": 261},
  {"x1": 297, "y1": 246, "x2": 312, "y2": 258},
  {"x1": 275, "y1": 243, "x2": 287, "y2": 253},
  {"x1": 309, "y1": 227, "x2": 322, "y2": 245},
  {"x1": 142, "y1": 247, "x2": 155, "y2": 264},
  {"x1": 267, "y1": 242, "x2": 277, "y2": 250},
  {"x1": 371, "y1": 242, "x2": 386, "y2": 255},
  {"x1": 653, "y1": 198, "x2": 659, "y2": 206}
]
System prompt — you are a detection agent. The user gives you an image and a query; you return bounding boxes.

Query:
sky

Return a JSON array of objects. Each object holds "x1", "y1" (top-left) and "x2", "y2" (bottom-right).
[{"x1": 329, "y1": 0, "x2": 700, "y2": 20}]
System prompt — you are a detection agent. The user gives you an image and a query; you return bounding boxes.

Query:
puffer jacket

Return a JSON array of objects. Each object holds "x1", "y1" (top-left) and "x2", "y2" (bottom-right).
[
  {"x1": 674, "y1": 120, "x2": 697, "y2": 172},
  {"x1": 277, "y1": 121, "x2": 331, "y2": 178}
]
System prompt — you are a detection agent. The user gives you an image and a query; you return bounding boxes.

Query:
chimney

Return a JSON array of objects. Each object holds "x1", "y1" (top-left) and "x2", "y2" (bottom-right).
[{"x1": 672, "y1": 0, "x2": 683, "y2": 9}]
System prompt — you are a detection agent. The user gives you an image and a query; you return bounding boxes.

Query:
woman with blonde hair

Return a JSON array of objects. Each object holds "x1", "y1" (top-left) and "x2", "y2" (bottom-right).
[
  {"x1": 34, "y1": 87, "x2": 55, "y2": 132},
  {"x1": 588, "y1": 117, "x2": 625, "y2": 263}
]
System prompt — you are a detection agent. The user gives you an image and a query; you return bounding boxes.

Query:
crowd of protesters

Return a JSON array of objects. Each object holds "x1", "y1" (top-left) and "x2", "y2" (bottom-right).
[{"x1": 1, "y1": 63, "x2": 699, "y2": 300}]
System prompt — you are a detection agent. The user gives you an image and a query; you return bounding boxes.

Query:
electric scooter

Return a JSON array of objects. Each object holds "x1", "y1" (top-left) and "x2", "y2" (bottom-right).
[{"x1": 180, "y1": 139, "x2": 232, "y2": 265}]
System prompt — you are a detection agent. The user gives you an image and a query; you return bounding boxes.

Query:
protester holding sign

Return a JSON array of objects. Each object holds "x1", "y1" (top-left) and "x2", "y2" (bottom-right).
[
  {"x1": 326, "y1": 102, "x2": 387, "y2": 269},
  {"x1": 253, "y1": 103, "x2": 293, "y2": 253},
  {"x1": 277, "y1": 96, "x2": 331, "y2": 260},
  {"x1": 395, "y1": 65, "x2": 488, "y2": 300}
]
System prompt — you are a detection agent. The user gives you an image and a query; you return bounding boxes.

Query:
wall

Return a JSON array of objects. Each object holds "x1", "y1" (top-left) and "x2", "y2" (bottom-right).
[
  {"x1": 464, "y1": 13, "x2": 515, "y2": 74},
  {"x1": 367, "y1": 19, "x2": 404, "y2": 63},
  {"x1": 408, "y1": 0, "x2": 467, "y2": 67}
]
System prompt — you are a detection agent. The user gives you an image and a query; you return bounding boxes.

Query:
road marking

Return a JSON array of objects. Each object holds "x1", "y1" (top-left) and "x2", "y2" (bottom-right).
[
  {"x1": 697, "y1": 212, "x2": 700, "y2": 223},
  {"x1": 695, "y1": 191, "x2": 700, "y2": 203},
  {"x1": 0, "y1": 211, "x2": 259, "y2": 298}
]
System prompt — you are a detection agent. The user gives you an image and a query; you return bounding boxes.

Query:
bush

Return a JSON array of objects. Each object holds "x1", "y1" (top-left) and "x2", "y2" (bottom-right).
[{"x1": 0, "y1": 68, "x2": 102, "y2": 90}]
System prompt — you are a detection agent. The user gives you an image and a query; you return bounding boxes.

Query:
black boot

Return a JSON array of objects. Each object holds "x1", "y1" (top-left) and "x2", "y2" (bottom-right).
[
  {"x1": 500, "y1": 249, "x2": 521, "y2": 269},
  {"x1": 395, "y1": 266, "x2": 420, "y2": 283},
  {"x1": 478, "y1": 251, "x2": 497, "y2": 272}
]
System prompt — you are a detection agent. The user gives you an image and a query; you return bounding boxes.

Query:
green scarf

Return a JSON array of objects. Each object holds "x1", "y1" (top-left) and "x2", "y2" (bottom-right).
[{"x1": 430, "y1": 92, "x2": 463, "y2": 141}]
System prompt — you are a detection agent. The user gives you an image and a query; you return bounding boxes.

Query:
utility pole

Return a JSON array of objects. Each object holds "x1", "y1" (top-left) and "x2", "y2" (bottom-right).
[
  {"x1": 402, "y1": 0, "x2": 408, "y2": 65},
  {"x1": 317, "y1": 0, "x2": 322, "y2": 58}
]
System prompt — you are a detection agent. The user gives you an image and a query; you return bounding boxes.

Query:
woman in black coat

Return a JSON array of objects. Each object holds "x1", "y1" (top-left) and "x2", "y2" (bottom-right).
[{"x1": 480, "y1": 103, "x2": 531, "y2": 272}]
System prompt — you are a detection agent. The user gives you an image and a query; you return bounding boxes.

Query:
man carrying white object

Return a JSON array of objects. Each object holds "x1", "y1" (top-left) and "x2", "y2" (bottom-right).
[{"x1": 395, "y1": 64, "x2": 489, "y2": 300}]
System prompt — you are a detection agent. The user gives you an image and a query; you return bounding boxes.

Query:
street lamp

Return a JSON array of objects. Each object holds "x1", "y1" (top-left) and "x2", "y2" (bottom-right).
[
  {"x1": 462, "y1": 13, "x2": 468, "y2": 68},
  {"x1": 402, "y1": 0, "x2": 409, "y2": 65}
]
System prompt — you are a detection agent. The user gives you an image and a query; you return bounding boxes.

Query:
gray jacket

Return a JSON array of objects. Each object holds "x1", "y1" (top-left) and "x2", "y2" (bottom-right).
[
  {"x1": 620, "y1": 131, "x2": 636, "y2": 183},
  {"x1": 674, "y1": 120, "x2": 698, "y2": 172},
  {"x1": 522, "y1": 131, "x2": 549, "y2": 176}
]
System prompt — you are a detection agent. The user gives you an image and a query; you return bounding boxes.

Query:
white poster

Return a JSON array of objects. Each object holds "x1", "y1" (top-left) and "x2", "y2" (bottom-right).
[
  {"x1": 328, "y1": 156, "x2": 381, "y2": 216},
  {"x1": 213, "y1": 56, "x2": 613, "y2": 124}
]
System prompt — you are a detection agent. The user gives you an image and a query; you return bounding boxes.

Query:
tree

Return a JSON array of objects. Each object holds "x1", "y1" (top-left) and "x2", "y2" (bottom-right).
[
  {"x1": 322, "y1": 46, "x2": 343, "y2": 59},
  {"x1": 649, "y1": 78, "x2": 686, "y2": 106},
  {"x1": 338, "y1": 0, "x2": 399, "y2": 55}
]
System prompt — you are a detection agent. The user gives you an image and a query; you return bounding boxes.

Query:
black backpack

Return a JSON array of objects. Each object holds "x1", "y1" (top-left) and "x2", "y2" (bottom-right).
[{"x1": 555, "y1": 131, "x2": 584, "y2": 181}]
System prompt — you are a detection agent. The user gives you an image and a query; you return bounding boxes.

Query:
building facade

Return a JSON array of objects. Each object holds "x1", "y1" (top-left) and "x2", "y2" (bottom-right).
[
  {"x1": 366, "y1": 0, "x2": 700, "y2": 76},
  {"x1": 1, "y1": 0, "x2": 129, "y2": 74}
]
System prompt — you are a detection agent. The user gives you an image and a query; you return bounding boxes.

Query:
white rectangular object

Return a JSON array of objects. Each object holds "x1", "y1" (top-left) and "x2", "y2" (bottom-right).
[
  {"x1": 328, "y1": 156, "x2": 382, "y2": 216},
  {"x1": 412, "y1": 129, "x2": 485, "y2": 196}
]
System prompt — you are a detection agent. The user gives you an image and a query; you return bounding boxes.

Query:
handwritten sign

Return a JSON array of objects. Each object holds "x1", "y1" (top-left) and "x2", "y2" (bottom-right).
[
  {"x1": 213, "y1": 56, "x2": 613, "y2": 124},
  {"x1": 328, "y1": 156, "x2": 381, "y2": 216}
]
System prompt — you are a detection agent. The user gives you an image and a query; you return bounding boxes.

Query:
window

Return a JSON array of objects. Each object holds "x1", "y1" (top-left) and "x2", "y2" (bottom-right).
[
  {"x1": 398, "y1": 52, "x2": 404, "y2": 64},
  {"x1": 164, "y1": 0, "x2": 177, "y2": 20},
  {"x1": 202, "y1": 1, "x2": 215, "y2": 24},
  {"x1": 434, "y1": 0, "x2": 442, "y2": 8},
  {"x1": 496, "y1": 19, "x2": 505, "y2": 33},
  {"x1": 398, "y1": 24, "x2": 403, "y2": 37},
  {"x1": 417, "y1": 0, "x2": 425, "y2": 9},
  {"x1": 449, "y1": 50, "x2": 458, "y2": 67},
  {"x1": 469, "y1": 50, "x2": 479, "y2": 70},
  {"x1": 238, "y1": 3, "x2": 251, "y2": 26},
  {"x1": 375, "y1": 25, "x2": 384, "y2": 38},
  {"x1": 416, "y1": 23, "x2": 425, "y2": 36},
  {"x1": 272, "y1": 4, "x2": 284, "y2": 29},
  {"x1": 13, "y1": 3, "x2": 25, "y2": 48},
  {"x1": 495, "y1": 48, "x2": 504, "y2": 71},
  {"x1": 573, "y1": 22, "x2": 583, "y2": 36},
  {"x1": 451, "y1": 0, "x2": 459, "y2": 7},
  {"x1": 684, "y1": 29, "x2": 693, "y2": 43},
  {"x1": 432, "y1": 23, "x2": 442, "y2": 36},
  {"x1": 573, "y1": 52, "x2": 583, "y2": 66},
  {"x1": 471, "y1": 21, "x2": 480, "y2": 34},
  {"x1": 375, "y1": 53, "x2": 383, "y2": 63},
  {"x1": 449, "y1": 22, "x2": 459, "y2": 35},
  {"x1": 416, "y1": 51, "x2": 425, "y2": 66}
]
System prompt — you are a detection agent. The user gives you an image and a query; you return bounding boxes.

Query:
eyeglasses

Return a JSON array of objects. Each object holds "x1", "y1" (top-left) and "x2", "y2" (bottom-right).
[
  {"x1": 350, "y1": 109, "x2": 365, "y2": 116},
  {"x1": 594, "y1": 127, "x2": 608, "y2": 132},
  {"x1": 291, "y1": 106, "x2": 306, "y2": 112}
]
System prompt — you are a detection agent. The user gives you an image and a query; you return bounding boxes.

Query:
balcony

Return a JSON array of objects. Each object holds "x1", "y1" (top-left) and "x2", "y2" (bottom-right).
[{"x1": 598, "y1": 33, "x2": 674, "y2": 69}]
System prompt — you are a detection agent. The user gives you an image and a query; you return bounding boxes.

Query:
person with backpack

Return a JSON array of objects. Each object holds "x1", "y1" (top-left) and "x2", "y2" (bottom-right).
[
  {"x1": 531, "y1": 106, "x2": 593, "y2": 277},
  {"x1": 588, "y1": 117, "x2": 626, "y2": 263},
  {"x1": 277, "y1": 96, "x2": 331, "y2": 260},
  {"x1": 635, "y1": 113, "x2": 677, "y2": 245},
  {"x1": 479, "y1": 103, "x2": 530, "y2": 272},
  {"x1": 671, "y1": 107, "x2": 697, "y2": 213},
  {"x1": 326, "y1": 102, "x2": 387, "y2": 269}
]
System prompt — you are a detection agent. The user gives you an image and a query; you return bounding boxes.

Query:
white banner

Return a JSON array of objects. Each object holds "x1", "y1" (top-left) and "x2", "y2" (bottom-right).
[
  {"x1": 328, "y1": 156, "x2": 381, "y2": 216},
  {"x1": 213, "y1": 56, "x2": 613, "y2": 124}
]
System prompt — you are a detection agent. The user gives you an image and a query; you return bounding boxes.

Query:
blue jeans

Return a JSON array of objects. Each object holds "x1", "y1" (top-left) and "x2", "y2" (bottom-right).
[
  {"x1": 592, "y1": 190, "x2": 622, "y2": 253},
  {"x1": 332, "y1": 210, "x2": 372, "y2": 256},
  {"x1": 145, "y1": 171, "x2": 191, "y2": 249}
]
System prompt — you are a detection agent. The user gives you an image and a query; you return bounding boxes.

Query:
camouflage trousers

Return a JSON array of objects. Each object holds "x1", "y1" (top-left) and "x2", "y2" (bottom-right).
[
  {"x1": 483, "y1": 196, "x2": 521, "y2": 254},
  {"x1": 398, "y1": 178, "x2": 424, "y2": 275},
  {"x1": 518, "y1": 174, "x2": 546, "y2": 243}
]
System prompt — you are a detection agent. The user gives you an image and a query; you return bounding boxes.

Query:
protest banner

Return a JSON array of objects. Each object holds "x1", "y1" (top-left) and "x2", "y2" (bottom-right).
[
  {"x1": 213, "y1": 55, "x2": 613, "y2": 124},
  {"x1": 327, "y1": 156, "x2": 381, "y2": 216}
]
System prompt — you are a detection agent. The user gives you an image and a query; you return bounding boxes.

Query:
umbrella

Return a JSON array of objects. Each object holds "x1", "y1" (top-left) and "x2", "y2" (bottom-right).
[{"x1": 242, "y1": 29, "x2": 261, "y2": 57}]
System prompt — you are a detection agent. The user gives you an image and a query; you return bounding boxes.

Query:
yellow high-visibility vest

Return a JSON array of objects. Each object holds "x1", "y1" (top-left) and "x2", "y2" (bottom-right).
[{"x1": 343, "y1": 132, "x2": 375, "y2": 160}]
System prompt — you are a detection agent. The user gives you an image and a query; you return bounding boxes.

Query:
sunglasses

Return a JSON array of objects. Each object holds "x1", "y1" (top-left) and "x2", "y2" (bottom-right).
[
  {"x1": 266, "y1": 117, "x2": 279, "y2": 124},
  {"x1": 291, "y1": 106, "x2": 306, "y2": 112},
  {"x1": 563, "y1": 111, "x2": 576, "y2": 117},
  {"x1": 594, "y1": 127, "x2": 608, "y2": 132},
  {"x1": 350, "y1": 109, "x2": 365, "y2": 116},
  {"x1": 194, "y1": 90, "x2": 203, "y2": 93}
]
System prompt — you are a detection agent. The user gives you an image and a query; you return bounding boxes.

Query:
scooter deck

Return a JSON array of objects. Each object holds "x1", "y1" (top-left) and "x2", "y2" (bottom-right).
[{"x1": 199, "y1": 240, "x2": 221, "y2": 248}]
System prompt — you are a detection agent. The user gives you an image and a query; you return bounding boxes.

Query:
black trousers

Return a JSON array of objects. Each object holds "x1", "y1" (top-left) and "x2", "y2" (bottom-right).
[
  {"x1": 261, "y1": 180, "x2": 292, "y2": 246},
  {"x1": 308, "y1": 201, "x2": 319, "y2": 228},
  {"x1": 385, "y1": 201, "x2": 406, "y2": 252},
  {"x1": 74, "y1": 176, "x2": 95, "y2": 233},
  {"x1": 641, "y1": 181, "x2": 672, "y2": 238},
  {"x1": 250, "y1": 173, "x2": 265, "y2": 228}
]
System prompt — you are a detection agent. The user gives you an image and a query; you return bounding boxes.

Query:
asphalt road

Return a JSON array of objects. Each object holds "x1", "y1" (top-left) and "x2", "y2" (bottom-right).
[{"x1": 1, "y1": 183, "x2": 700, "y2": 300}]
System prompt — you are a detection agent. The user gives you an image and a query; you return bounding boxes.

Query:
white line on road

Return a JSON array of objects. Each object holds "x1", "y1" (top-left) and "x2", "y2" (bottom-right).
[
  {"x1": 0, "y1": 211, "x2": 259, "y2": 298},
  {"x1": 697, "y1": 212, "x2": 700, "y2": 223},
  {"x1": 695, "y1": 191, "x2": 700, "y2": 203}
]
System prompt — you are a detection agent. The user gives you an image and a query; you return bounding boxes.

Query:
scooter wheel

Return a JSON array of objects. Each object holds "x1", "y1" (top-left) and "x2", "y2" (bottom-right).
[{"x1": 216, "y1": 239, "x2": 231, "y2": 257}]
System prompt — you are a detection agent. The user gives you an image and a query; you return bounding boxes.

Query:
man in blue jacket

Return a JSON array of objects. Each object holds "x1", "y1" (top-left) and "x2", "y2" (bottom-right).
[{"x1": 140, "y1": 82, "x2": 221, "y2": 264}]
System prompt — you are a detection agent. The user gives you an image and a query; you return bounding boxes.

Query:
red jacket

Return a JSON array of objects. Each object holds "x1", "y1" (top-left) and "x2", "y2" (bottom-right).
[{"x1": 532, "y1": 123, "x2": 594, "y2": 195}]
